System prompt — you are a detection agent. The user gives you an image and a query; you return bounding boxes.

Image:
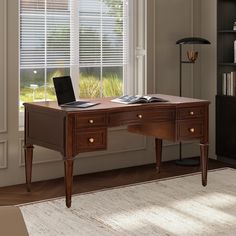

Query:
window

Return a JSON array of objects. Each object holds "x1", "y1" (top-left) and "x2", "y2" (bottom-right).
[{"x1": 19, "y1": 0, "x2": 130, "y2": 110}]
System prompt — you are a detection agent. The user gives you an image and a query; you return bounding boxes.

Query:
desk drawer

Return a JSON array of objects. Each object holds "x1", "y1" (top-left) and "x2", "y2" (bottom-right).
[
  {"x1": 75, "y1": 128, "x2": 107, "y2": 152},
  {"x1": 178, "y1": 107, "x2": 204, "y2": 120},
  {"x1": 109, "y1": 110, "x2": 174, "y2": 126},
  {"x1": 178, "y1": 120, "x2": 204, "y2": 140},
  {"x1": 75, "y1": 114, "x2": 107, "y2": 129}
]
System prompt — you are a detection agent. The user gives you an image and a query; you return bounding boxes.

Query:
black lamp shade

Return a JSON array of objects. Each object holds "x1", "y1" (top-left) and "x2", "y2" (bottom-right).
[{"x1": 176, "y1": 37, "x2": 211, "y2": 45}]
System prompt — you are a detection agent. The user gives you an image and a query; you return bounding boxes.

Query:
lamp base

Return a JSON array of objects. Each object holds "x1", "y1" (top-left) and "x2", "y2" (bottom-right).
[{"x1": 175, "y1": 158, "x2": 200, "y2": 166}]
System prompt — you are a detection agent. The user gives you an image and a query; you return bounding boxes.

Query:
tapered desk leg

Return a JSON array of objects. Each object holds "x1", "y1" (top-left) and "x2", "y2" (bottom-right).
[
  {"x1": 24, "y1": 145, "x2": 34, "y2": 192},
  {"x1": 200, "y1": 143, "x2": 209, "y2": 186},
  {"x1": 64, "y1": 159, "x2": 74, "y2": 208},
  {"x1": 155, "y1": 138, "x2": 163, "y2": 173}
]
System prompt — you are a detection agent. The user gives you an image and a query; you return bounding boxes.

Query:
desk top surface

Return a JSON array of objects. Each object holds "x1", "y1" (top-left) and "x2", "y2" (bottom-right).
[{"x1": 24, "y1": 94, "x2": 210, "y2": 113}]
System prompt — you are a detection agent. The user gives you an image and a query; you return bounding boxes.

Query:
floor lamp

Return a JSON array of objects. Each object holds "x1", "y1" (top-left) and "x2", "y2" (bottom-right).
[{"x1": 176, "y1": 37, "x2": 211, "y2": 166}]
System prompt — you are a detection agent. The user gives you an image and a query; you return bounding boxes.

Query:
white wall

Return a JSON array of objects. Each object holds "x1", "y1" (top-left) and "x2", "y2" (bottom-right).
[{"x1": 0, "y1": 0, "x2": 205, "y2": 187}]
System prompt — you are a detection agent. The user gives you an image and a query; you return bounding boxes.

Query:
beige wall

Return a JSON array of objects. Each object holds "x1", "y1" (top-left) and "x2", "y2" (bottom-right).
[
  {"x1": 152, "y1": 0, "x2": 202, "y2": 158},
  {"x1": 155, "y1": 0, "x2": 193, "y2": 96},
  {"x1": 0, "y1": 0, "x2": 7, "y2": 172},
  {"x1": 199, "y1": 0, "x2": 217, "y2": 160},
  {"x1": 0, "y1": 0, "x2": 208, "y2": 187},
  {"x1": 153, "y1": 0, "x2": 216, "y2": 160}
]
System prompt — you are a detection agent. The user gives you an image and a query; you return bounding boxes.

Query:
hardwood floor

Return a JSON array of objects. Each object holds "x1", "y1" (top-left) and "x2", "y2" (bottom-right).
[{"x1": 0, "y1": 158, "x2": 234, "y2": 206}]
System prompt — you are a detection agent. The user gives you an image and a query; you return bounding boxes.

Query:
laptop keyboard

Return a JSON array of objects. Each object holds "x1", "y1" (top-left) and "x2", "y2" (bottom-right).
[
  {"x1": 66, "y1": 101, "x2": 87, "y2": 105},
  {"x1": 60, "y1": 101, "x2": 99, "y2": 108}
]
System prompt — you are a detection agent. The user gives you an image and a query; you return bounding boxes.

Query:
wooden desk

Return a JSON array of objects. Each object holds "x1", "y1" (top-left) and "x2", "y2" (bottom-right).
[{"x1": 24, "y1": 94, "x2": 210, "y2": 208}]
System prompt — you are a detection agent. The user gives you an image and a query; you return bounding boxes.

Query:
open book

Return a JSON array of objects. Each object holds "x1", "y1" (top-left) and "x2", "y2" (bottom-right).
[{"x1": 111, "y1": 95, "x2": 168, "y2": 104}]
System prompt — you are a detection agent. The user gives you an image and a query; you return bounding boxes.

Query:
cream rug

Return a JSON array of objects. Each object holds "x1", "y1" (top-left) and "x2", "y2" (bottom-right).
[{"x1": 20, "y1": 168, "x2": 236, "y2": 236}]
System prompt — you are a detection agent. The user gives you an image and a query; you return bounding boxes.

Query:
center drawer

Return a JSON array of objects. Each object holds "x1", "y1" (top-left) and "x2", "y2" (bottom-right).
[
  {"x1": 108, "y1": 109, "x2": 175, "y2": 126},
  {"x1": 75, "y1": 128, "x2": 107, "y2": 153}
]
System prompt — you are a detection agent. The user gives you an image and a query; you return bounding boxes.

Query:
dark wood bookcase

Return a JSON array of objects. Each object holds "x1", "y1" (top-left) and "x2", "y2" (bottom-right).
[{"x1": 216, "y1": 0, "x2": 236, "y2": 161}]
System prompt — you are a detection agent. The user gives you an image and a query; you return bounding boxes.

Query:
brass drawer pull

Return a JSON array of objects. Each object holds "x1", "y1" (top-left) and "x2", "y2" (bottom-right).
[
  {"x1": 189, "y1": 128, "x2": 195, "y2": 133},
  {"x1": 137, "y1": 114, "x2": 143, "y2": 119},
  {"x1": 88, "y1": 119, "x2": 94, "y2": 124},
  {"x1": 189, "y1": 111, "x2": 194, "y2": 116},
  {"x1": 88, "y1": 138, "x2": 95, "y2": 143}
]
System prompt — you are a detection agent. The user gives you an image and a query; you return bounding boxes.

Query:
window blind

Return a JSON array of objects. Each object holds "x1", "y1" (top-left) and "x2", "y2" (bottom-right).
[
  {"x1": 79, "y1": 0, "x2": 128, "y2": 67},
  {"x1": 20, "y1": 0, "x2": 71, "y2": 69},
  {"x1": 20, "y1": 0, "x2": 128, "y2": 69}
]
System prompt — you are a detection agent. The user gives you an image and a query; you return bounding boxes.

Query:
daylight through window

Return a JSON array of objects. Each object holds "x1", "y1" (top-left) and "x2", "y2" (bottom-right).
[{"x1": 19, "y1": 0, "x2": 129, "y2": 110}]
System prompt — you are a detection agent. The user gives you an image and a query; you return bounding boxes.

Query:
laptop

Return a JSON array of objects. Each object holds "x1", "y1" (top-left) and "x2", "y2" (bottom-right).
[{"x1": 53, "y1": 76, "x2": 99, "y2": 108}]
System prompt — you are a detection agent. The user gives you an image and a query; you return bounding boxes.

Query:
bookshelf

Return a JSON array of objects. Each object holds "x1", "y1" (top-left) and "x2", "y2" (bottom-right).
[{"x1": 216, "y1": 0, "x2": 236, "y2": 161}]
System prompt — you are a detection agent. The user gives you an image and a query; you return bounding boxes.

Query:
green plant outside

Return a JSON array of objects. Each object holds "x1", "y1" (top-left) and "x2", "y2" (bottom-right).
[
  {"x1": 79, "y1": 73, "x2": 123, "y2": 98},
  {"x1": 20, "y1": 73, "x2": 123, "y2": 110}
]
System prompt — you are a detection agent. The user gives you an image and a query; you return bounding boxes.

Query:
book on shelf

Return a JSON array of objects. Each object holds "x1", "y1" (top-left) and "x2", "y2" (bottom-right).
[
  {"x1": 111, "y1": 95, "x2": 168, "y2": 104},
  {"x1": 234, "y1": 40, "x2": 236, "y2": 63},
  {"x1": 222, "y1": 71, "x2": 236, "y2": 96},
  {"x1": 222, "y1": 73, "x2": 227, "y2": 95}
]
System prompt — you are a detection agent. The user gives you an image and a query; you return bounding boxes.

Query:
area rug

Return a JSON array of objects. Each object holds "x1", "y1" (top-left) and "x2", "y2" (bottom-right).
[{"x1": 20, "y1": 168, "x2": 236, "y2": 236}]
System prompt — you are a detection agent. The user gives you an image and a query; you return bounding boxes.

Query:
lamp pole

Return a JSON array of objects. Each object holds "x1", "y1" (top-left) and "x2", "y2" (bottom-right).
[
  {"x1": 177, "y1": 43, "x2": 197, "y2": 164},
  {"x1": 176, "y1": 37, "x2": 210, "y2": 166}
]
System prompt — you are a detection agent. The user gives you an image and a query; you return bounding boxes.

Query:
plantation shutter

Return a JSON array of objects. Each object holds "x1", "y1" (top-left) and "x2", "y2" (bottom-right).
[
  {"x1": 79, "y1": 0, "x2": 128, "y2": 68},
  {"x1": 20, "y1": 0, "x2": 72, "y2": 69}
]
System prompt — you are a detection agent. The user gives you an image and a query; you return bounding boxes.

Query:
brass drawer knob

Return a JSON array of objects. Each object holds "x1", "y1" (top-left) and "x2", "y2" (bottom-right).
[
  {"x1": 189, "y1": 111, "x2": 194, "y2": 116},
  {"x1": 88, "y1": 138, "x2": 95, "y2": 143},
  {"x1": 137, "y1": 114, "x2": 143, "y2": 119},
  {"x1": 89, "y1": 119, "x2": 94, "y2": 124},
  {"x1": 189, "y1": 128, "x2": 195, "y2": 133}
]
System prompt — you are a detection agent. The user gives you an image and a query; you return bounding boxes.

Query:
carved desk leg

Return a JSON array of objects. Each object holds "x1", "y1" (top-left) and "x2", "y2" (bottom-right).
[
  {"x1": 155, "y1": 138, "x2": 163, "y2": 173},
  {"x1": 200, "y1": 143, "x2": 209, "y2": 186},
  {"x1": 24, "y1": 145, "x2": 34, "y2": 192},
  {"x1": 64, "y1": 159, "x2": 74, "y2": 208}
]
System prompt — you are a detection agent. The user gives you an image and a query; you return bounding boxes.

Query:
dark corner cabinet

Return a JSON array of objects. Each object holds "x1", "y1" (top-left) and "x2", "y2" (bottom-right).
[{"x1": 216, "y1": 0, "x2": 236, "y2": 163}]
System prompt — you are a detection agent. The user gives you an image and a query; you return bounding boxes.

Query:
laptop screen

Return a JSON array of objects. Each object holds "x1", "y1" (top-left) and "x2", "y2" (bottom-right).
[{"x1": 53, "y1": 76, "x2": 76, "y2": 105}]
